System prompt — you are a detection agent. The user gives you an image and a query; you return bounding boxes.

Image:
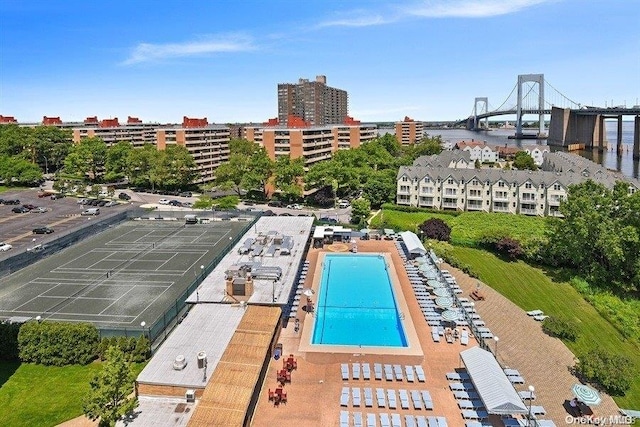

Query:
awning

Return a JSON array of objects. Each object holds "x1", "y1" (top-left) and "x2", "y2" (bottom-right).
[
  {"x1": 460, "y1": 347, "x2": 529, "y2": 415},
  {"x1": 399, "y1": 231, "x2": 427, "y2": 256}
]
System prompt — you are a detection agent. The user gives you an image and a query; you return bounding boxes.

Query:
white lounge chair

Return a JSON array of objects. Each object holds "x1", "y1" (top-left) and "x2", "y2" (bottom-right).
[
  {"x1": 364, "y1": 387, "x2": 373, "y2": 407},
  {"x1": 421, "y1": 390, "x2": 434, "y2": 410},
  {"x1": 362, "y1": 363, "x2": 371, "y2": 380},
  {"x1": 437, "y1": 417, "x2": 448, "y2": 427},
  {"x1": 518, "y1": 390, "x2": 536, "y2": 400},
  {"x1": 453, "y1": 390, "x2": 479, "y2": 400},
  {"x1": 367, "y1": 413, "x2": 377, "y2": 427},
  {"x1": 374, "y1": 363, "x2": 383, "y2": 380},
  {"x1": 461, "y1": 410, "x2": 488, "y2": 420},
  {"x1": 380, "y1": 413, "x2": 391, "y2": 427},
  {"x1": 526, "y1": 309, "x2": 544, "y2": 316},
  {"x1": 354, "y1": 412, "x2": 364, "y2": 427},
  {"x1": 411, "y1": 390, "x2": 423, "y2": 410},
  {"x1": 341, "y1": 363, "x2": 349, "y2": 380},
  {"x1": 376, "y1": 388, "x2": 386, "y2": 408},
  {"x1": 416, "y1": 416, "x2": 428, "y2": 427},
  {"x1": 393, "y1": 364, "x2": 404, "y2": 381},
  {"x1": 405, "y1": 415, "x2": 417, "y2": 427},
  {"x1": 508, "y1": 375, "x2": 525, "y2": 384},
  {"x1": 387, "y1": 389, "x2": 397, "y2": 409},
  {"x1": 399, "y1": 389, "x2": 410, "y2": 409},
  {"x1": 427, "y1": 416, "x2": 439, "y2": 427},
  {"x1": 384, "y1": 364, "x2": 393, "y2": 381},
  {"x1": 503, "y1": 368, "x2": 520, "y2": 376},
  {"x1": 353, "y1": 363, "x2": 361, "y2": 380},
  {"x1": 340, "y1": 410, "x2": 350, "y2": 427},
  {"x1": 405, "y1": 365, "x2": 415, "y2": 382},
  {"x1": 431, "y1": 329, "x2": 441, "y2": 342},
  {"x1": 460, "y1": 329, "x2": 469, "y2": 345},
  {"x1": 531, "y1": 406, "x2": 546, "y2": 416},
  {"x1": 415, "y1": 365, "x2": 426, "y2": 382},
  {"x1": 391, "y1": 413, "x2": 402, "y2": 427},
  {"x1": 341, "y1": 386, "x2": 350, "y2": 406},
  {"x1": 536, "y1": 421, "x2": 556, "y2": 427},
  {"x1": 534, "y1": 315, "x2": 549, "y2": 321},
  {"x1": 352, "y1": 387, "x2": 361, "y2": 407}
]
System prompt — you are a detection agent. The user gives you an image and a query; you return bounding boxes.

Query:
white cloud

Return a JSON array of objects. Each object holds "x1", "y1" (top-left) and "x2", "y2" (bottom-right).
[
  {"x1": 123, "y1": 34, "x2": 255, "y2": 65},
  {"x1": 405, "y1": 0, "x2": 554, "y2": 18},
  {"x1": 316, "y1": 14, "x2": 391, "y2": 28}
]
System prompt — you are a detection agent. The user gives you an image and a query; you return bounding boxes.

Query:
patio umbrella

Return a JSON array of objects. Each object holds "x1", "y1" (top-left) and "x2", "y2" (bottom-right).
[
  {"x1": 435, "y1": 297, "x2": 454, "y2": 308},
  {"x1": 428, "y1": 279, "x2": 445, "y2": 288},
  {"x1": 419, "y1": 264, "x2": 434, "y2": 272},
  {"x1": 433, "y1": 288, "x2": 451, "y2": 297},
  {"x1": 302, "y1": 288, "x2": 315, "y2": 297},
  {"x1": 441, "y1": 309, "x2": 461, "y2": 322},
  {"x1": 572, "y1": 384, "x2": 602, "y2": 406},
  {"x1": 415, "y1": 257, "x2": 427, "y2": 265}
]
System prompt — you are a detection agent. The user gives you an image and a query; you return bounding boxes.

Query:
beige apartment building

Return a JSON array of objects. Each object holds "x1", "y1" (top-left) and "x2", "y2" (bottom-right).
[
  {"x1": 72, "y1": 117, "x2": 160, "y2": 148},
  {"x1": 395, "y1": 116, "x2": 424, "y2": 145},
  {"x1": 397, "y1": 151, "x2": 639, "y2": 216},
  {"x1": 277, "y1": 75, "x2": 348, "y2": 126},
  {"x1": 244, "y1": 122, "x2": 377, "y2": 167}
]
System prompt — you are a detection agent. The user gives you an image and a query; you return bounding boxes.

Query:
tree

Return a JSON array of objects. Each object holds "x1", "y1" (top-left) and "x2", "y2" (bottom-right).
[
  {"x1": 213, "y1": 195, "x2": 239, "y2": 209},
  {"x1": 215, "y1": 139, "x2": 273, "y2": 198},
  {"x1": 350, "y1": 198, "x2": 371, "y2": 227},
  {"x1": 151, "y1": 145, "x2": 197, "y2": 190},
  {"x1": 0, "y1": 155, "x2": 42, "y2": 185},
  {"x1": 64, "y1": 137, "x2": 107, "y2": 181},
  {"x1": 83, "y1": 346, "x2": 138, "y2": 427},
  {"x1": 419, "y1": 218, "x2": 451, "y2": 242},
  {"x1": 494, "y1": 237, "x2": 524, "y2": 259},
  {"x1": 127, "y1": 144, "x2": 158, "y2": 188},
  {"x1": 512, "y1": 151, "x2": 537, "y2": 170},
  {"x1": 474, "y1": 159, "x2": 481, "y2": 169},
  {"x1": 273, "y1": 156, "x2": 304, "y2": 202},
  {"x1": 362, "y1": 170, "x2": 396, "y2": 208},
  {"x1": 546, "y1": 180, "x2": 640, "y2": 292},
  {"x1": 576, "y1": 347, "x2": 633, "y2": 395},
  {"x1": 104, "y1": 141, "x2": 134, "y2": 182}
]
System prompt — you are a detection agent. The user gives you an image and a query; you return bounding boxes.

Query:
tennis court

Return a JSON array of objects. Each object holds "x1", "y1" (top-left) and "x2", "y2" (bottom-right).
[{"x1": 0, "y1": 220, "x2": 249, "y2": 329}]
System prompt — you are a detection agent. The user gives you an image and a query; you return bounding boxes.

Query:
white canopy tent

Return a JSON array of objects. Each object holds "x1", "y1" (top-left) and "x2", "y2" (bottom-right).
[
  {"x1": 460, "y1": 346, "x2": 529, "y2": 415},
  {"x1": 399, "y1": 231, "x2": 426, "y2": 258}
]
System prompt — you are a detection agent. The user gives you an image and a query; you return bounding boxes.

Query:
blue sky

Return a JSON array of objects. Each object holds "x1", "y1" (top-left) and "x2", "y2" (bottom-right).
[{"x1": 1, "y1": 0, "x2": 638, "y2": 123}]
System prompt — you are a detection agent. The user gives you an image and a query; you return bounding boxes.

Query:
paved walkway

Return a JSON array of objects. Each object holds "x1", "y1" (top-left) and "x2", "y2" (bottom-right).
[{"x1": 443, "y1": 262, "x2": 620, "y2": 424}]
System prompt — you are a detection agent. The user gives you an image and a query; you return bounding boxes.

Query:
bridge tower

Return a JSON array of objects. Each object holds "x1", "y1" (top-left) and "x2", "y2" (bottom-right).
[
  {"x1": 516, "y1": 74, "x2": 545, "y2": 138},
  {"x1": 473, "y1": 97, "x2": 489, "y2": 130}
]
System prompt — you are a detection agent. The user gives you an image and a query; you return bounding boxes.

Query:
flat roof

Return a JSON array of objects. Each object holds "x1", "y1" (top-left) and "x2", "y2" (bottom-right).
[
  {"x1": 116, "y1": 396, "x2": 196, "y2": 427},
  {"x1": 312, "y1": 225, "x2": 352, "y2": 239},
  {"x1": 136, "y1": 304, "x2": 246, "y2": 389},
  {"x1": 186, "y1": 216, "x2": 314, "y2": 305}
]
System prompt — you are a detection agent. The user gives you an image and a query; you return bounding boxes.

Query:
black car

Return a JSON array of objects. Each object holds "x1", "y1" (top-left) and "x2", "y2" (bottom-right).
[
  {"x1": 179, "y1": 191, "x2": 192, "y2": 197},
  {"x1": 320, "y1": 217, "x2": 338, "y2": 224},
  {"x1": 33, "y1": 227, "x2": 54, "y2": 234},
  {"x1": 50, "y1": 194, "x2": 64, "y2": 200},
  {"x1": 267, "y1": 200, "x2": 284, "y2": 207},
  {"x1": 4, "y1": 199, "x2": 20, "y2": 205},
  {"x1": 169, "y1": 200, "x2": 182, "y2": 206},
  {"x1": 118, "y1": 192, "x2": 131, "y2": 200},
  {"x1": 23, "y1": 204, "x2": 37, "y2": 210},
  {"x1": 97, "y1": 200, "x2": 108, "y2": 207},
  {"x1": 12, "y1": 207, "x2": 30, "y2": 213}
]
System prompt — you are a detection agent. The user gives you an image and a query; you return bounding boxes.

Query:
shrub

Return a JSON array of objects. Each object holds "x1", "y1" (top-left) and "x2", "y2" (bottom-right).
[
  {"x1": 0, "y1": 321, "x2": 21, "y2": 361},
  {"x1": 495, "y1": 237, "x2": 524, "y2": 260},
  {"x1": 542, "y1": 316, "x2": 579, "y2": 341},
  {"x1": 576, "y1": 348, "x2": 633, "y2": 395},
  {"x1": 18, "y1": 321, "x2": 100, "y2": 366},
  {"x1": 97, "y1": 335, "x2": 150, "y2": 362},
  {"x1": 420, "y1": 218, "x2": 451, "y2": 242}
]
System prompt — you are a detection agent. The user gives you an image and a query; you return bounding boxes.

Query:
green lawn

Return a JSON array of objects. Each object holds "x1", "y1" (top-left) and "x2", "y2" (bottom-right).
[
  {"x1": 448, "y1": 246, "x2": 640, "y2": 408},
  {"x1": 0, "y1": 361, "x2": 146, "y2": 427},
  {"x1": 371, "y1": 208, "x2": 549, "y2": 245}
]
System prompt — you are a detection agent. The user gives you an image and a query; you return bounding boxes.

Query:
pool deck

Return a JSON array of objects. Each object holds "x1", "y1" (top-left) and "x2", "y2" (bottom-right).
[{"x1": 252, "y1": 240, "x2": 477, "y2": 427}]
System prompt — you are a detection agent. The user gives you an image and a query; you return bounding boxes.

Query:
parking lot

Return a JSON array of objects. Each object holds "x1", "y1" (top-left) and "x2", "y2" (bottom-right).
[{"x1": 0, "y1": 188, "x2": 134, "y2": 258}]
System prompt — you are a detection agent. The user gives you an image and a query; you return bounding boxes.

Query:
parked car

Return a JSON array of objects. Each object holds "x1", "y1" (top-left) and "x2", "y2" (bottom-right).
[
  {"x1": 22, "y1": 204, "x2": 37, "y2": 210},
  {"x1": 77, "y1": 198, "x2": 88, "y2": 204},
  {"x1": 50, "y1": 194, "x2": 64, "y2": 200},
  {"x1": 158, "y1": 199, "x2": 170, "y2": 205},
  {"x1": 0, "y1": 242, "x2": 13, "y2": 252},
  {"x1": 103, "y1": 201, "x2": 118, "y2": 207},
  {"x1": 33, "y1": 227, "x2": 54, "y2": 234},
  {"x1": 12, "y1": 207, "x2": 30, "y2": 213},
  {"x1": 338, "y1": 200, "x2": 350, "y2": 209},
  {"x1": 169, "y1": 200, "x2": 182, "y2": 206},
  {"x1": 267, "y1": 200, "x2": 284, "y2": 207},
  {"x1": 286, "y1": 204, "x2": 302, "y2": 210},
  {"x1": 320, "y1": 217, "x2": 338, "y2": 224},
  {"x1": 38, "y1": 192, "x2": 52, "y2": 198},
  {"x1": 81, "y1": 208, "x2": 100, "y2": 216},
  {"x1": 3, "y1": 199, "x2": 20, "y2": 205},
  {"x1": 118, "y1": 192, "x2": 131, "y2": 200},
  {"x1": 30, "y1": 207, "x2": 48, "y2": 213},
  {"x1": 179, "y1": 191, "x2": 192, "y2": 197}
]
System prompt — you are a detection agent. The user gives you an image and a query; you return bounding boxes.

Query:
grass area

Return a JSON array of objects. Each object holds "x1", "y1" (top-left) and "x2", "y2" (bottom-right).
[
  {"x1": 370, "y1": 208, "x2": 550, "y2": 245},
  {"x1": 0, "y1": 361, "x2": 146, "y2": 427},
  {"x1": 447, "y1": 246, "x2": 640, "y2": 408}
]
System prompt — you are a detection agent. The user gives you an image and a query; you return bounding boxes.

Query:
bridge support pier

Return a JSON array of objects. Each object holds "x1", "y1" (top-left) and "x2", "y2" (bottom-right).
[
  {"x1": 548, "y1": 107, "x2": 607, "y2": 150},
  {"x1": 617, "y1": 116, "x2": 624, "y2": 155},
  {"x1": 634, "y1": 116, "x2": 640, "y2": 160}
]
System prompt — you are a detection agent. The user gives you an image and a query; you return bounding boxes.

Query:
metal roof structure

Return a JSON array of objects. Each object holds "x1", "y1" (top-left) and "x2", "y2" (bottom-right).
[
  {"x1": 399, "y1": 231, "x2": 426, "y2": 256},
  {"x1": 460, "y1": 346, "x2": 529, "y2": 415}
]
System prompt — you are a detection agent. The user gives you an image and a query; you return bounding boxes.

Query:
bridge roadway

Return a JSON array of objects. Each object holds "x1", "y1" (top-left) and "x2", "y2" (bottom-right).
[{"x1": 472, "y1": 106, "x2": 640, "y2": 121}]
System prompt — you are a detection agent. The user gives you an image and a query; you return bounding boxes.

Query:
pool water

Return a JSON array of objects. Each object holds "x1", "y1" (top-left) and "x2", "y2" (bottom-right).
[{"x1": 311, "y1": 254, "x2": 408, "y2": 347}]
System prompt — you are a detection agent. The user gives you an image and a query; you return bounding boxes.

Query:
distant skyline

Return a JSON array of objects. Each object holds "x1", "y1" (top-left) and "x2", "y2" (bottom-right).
[{"x1": 1, "y1": 0, "x2": 638, "y2": 124}]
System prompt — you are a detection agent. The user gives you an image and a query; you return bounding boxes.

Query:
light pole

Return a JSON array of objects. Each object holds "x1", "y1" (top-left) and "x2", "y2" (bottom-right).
[
  {"x1": 35, "y1": 315, "x2": 42, "y2": 323},
  {"x1": 494, "y1": 336, "x2": 499, "y2": 361},
  {"x1": 140, "y1": 321, "x2": 146, "y2": 339},
  {"x1": 528, "y1": 385, "x2": 535, "y2": 427}
]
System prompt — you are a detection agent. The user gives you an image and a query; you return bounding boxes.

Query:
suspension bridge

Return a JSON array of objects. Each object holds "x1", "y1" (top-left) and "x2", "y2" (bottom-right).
[{"x1": 461, "y1": 74, "x2": 640, "y2": 158}]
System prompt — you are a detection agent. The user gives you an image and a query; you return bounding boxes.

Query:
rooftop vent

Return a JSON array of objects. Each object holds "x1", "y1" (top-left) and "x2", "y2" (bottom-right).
[{"x1": 173, "y1": 354, "x2": 187, "y2": 370}]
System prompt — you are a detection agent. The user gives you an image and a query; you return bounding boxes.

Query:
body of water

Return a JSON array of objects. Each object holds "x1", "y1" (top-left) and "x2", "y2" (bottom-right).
[{"x1": 380, "y1": 121, "x2": 639, "y2": 179}]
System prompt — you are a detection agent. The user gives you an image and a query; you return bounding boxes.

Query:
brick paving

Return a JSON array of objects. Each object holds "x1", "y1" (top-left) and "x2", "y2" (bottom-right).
[{"x1": 443, "y1": 262, "x2": 621, "y2": 424}]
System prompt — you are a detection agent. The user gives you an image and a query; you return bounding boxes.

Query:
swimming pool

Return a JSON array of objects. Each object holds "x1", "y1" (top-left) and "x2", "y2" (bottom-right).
[{"x1": 312, "y1": 253, "x2": 408, "y2": 347}]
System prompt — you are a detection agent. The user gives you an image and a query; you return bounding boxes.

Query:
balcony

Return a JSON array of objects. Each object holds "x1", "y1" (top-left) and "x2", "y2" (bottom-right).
[
  {"x1": 520, "y1": 208, "x2": 538, "y2": 216},
  {"x1": 442, "y1": 202, "x2": 458, "y2": 209}
]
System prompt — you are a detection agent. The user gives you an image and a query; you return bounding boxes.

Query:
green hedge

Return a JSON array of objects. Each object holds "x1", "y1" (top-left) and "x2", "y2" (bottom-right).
[
  {"x1": 542, "y1": 316, "x2": 580, "y2": 341},
  {"x1": 0, "y1": 322, "x2": 21, "y2": 361},
  {"x1": 18, "y1": 322, "x2": 100, "y2": 366},
  {"x1": 576, "y1": 348, "x2": 633, "y2": 395},
  {"x1": 97, "y1": 336, "x2": 150, "y2": 363}
]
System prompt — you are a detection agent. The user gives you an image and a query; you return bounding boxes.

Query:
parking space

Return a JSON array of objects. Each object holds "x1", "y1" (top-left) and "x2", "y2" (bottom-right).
[{"x1": 0, "y1": 188, "x2": 134, "y2": 257}]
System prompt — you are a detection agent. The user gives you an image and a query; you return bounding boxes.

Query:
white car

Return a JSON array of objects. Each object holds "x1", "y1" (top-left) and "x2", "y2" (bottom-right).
[
  {"x1": 158, "y1": 199, "x2": 170, "y2": 205},
  {"x1": 0, "y1": 242, "x2": 13, "y2": 252},
  {"x1": 287, "y1": 204, "x2": 302, "y2": 210}
]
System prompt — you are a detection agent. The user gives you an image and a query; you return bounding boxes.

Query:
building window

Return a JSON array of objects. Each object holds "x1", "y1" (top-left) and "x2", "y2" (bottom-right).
[
  {"x1": 401, "y1": 176, "x2": 408, "y2": 182},
  {"x1": 554, "y1": 184, "x2": 561, "y2": 191},
  {"x1": 525, "y1": 183, "x2": 532, "y2": 189},
  {"x1": 498, "y1": 181, "x2": 505, "y2": 188},
  {"x1": 447, "y1": 178, "x2": 454, "y2": 184}
]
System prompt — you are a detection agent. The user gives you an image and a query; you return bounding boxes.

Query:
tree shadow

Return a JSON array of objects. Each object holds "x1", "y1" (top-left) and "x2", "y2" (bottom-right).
[{"x1": 0, "y1": 361, "x2": 21, "y2": 388}]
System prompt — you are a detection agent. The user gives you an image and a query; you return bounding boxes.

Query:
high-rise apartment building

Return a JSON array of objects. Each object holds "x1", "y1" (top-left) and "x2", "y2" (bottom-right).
[
  {"x1": 395, "y1": 116, "x2": 424, "y2": 145},
  {"x1": 277, "y1": 75, "x2": 348, "y2": 126}
]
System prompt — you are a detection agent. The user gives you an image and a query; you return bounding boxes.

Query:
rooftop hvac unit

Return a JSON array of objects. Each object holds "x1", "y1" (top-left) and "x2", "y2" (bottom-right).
[
  {"x1": 185, "y1": 389, "x2": 196, "y2": 403},
  {"x1": 173, "y1": 355, "x2": 187, "y2": 371},
  {"x1": 197, "y1": 351, "x2": 207, "y2": 369}
]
